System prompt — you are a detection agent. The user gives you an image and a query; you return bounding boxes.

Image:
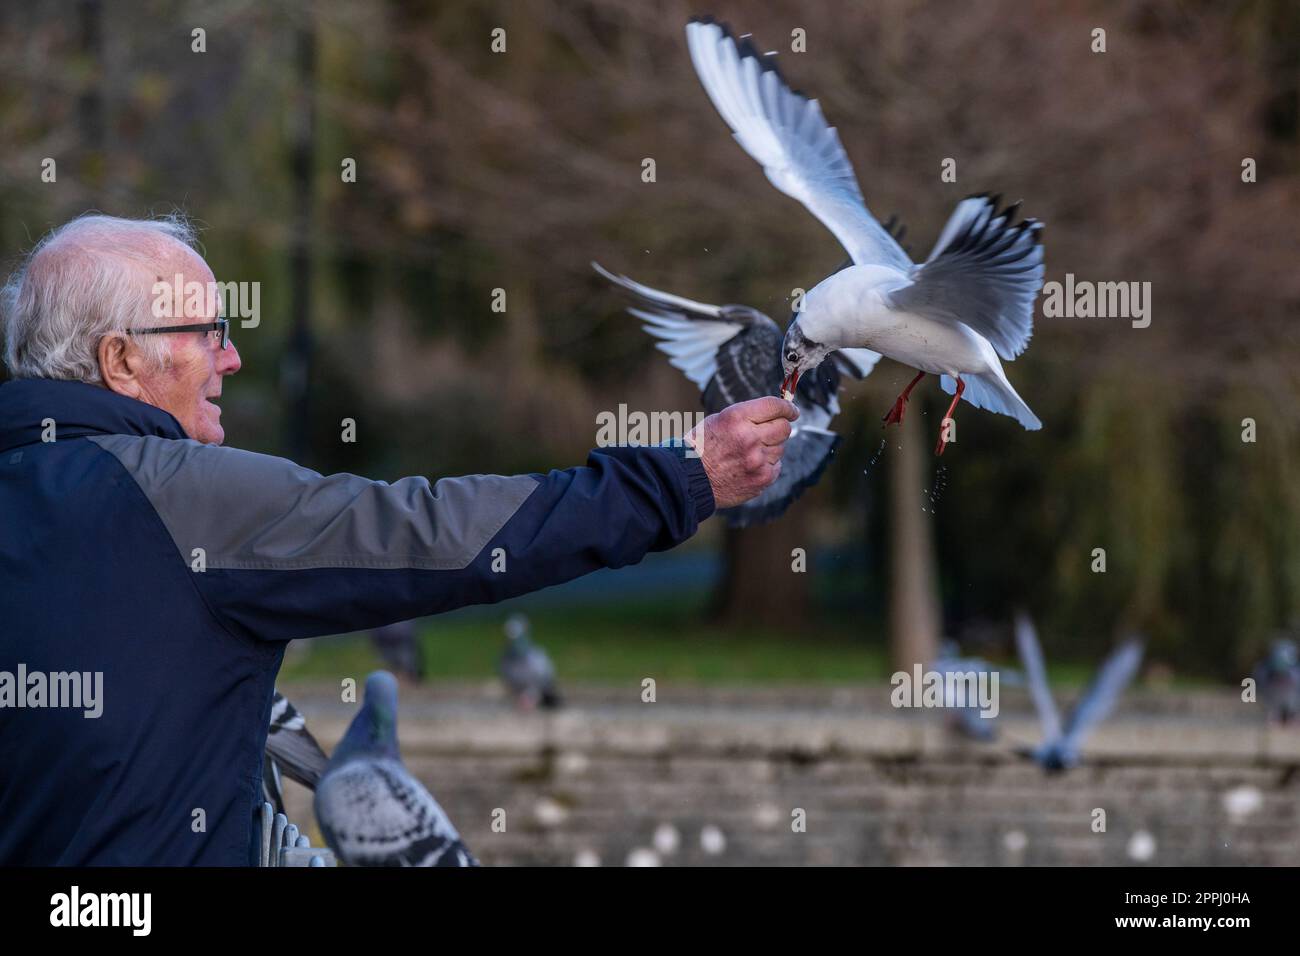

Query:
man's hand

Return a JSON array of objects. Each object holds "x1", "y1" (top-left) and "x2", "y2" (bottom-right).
[{"x1": 685, "y1": 396, "x2": 799, "y2": 509}]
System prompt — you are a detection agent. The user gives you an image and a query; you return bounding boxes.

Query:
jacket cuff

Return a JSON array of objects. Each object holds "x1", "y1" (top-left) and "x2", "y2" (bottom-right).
[{"x1": 657, "y1": 440, "x2": 716, "y2": 524}]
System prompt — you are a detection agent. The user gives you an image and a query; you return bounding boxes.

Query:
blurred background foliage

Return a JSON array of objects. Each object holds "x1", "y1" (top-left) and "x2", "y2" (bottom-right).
[{"x1": 0, "y1": 0, "x2": 1296, "y2": 680}]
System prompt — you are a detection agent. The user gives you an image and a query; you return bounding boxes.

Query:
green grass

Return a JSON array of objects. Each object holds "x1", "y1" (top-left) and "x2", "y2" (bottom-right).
[{"x1": 278, "y1": 599, "x2": 893, "y2": 684}]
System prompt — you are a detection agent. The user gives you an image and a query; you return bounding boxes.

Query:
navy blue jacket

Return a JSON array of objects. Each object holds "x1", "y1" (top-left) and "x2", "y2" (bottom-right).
[{"x1": 0, "y1": 377, "x2": 714, "y2": 865}]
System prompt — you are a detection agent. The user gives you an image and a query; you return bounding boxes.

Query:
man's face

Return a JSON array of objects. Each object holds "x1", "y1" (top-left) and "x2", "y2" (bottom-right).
[{"x1": 133, "y1": 249, "x2": 242, "y2": 445}]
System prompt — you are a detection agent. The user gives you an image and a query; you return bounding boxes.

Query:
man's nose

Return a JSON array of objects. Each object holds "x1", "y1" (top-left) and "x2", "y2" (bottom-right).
[{"x1": 219, "y1": 339, "x2": 242, "y2": 375}]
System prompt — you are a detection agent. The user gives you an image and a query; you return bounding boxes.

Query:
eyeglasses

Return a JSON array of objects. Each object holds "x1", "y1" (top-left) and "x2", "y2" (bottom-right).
[{"x1": 129, "y1": 318, "x2": 231, "y2": 350}]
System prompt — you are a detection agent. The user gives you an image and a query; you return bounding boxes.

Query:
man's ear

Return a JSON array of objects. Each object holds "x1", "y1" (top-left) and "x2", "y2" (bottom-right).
[{"x1": 97, "y1": 333, "x2": 144, "y2": 399}]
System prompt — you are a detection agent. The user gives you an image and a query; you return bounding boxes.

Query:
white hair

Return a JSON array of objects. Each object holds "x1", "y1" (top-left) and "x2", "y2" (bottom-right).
[{"x1": 1, "y1": 212, "x2": 202, "y2": 382}]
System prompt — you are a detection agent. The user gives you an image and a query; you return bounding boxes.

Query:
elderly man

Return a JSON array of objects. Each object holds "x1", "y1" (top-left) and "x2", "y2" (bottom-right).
[{"x1": 0, "y1": 214, "x2": 797, "y2": 865}]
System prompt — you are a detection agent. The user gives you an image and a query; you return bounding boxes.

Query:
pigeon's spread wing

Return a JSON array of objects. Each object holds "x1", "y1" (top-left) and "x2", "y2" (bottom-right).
[
  {"x1": 316, "y1": 758, "x2": 475, "y2": 867},
  {"x1": 720, "y1": 421, "x2": 839, "y2": 528},
  {"x1": 266, "y1": 692, "x2": 330, "y2": 790},
  {"x1": 685, "y1": 18, "x2": 911, "y2": 272},
  {"x1": 1014, "y1": 613, "x2": 1063, "y2": 746},
  {"x1": 887, "y1": 194, "x2": 1044, "y2": 361},
  {"x1": 594, "y1": 261, "x2": 772, "y2": 393},
  {"x1": 1061, "y1": 639, "x2": 1143, "y2": 753}
]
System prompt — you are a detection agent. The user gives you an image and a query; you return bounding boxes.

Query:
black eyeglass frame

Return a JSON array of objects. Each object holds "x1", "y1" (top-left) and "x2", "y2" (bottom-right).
[{"x1": 128, "y1": 318, "x2": 230, "y2": 350}]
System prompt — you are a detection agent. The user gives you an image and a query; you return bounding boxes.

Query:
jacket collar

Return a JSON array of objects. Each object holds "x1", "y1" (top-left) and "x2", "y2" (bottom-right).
[{"x1": 0, "y1": 378, "x2": 187, "y2": 452}]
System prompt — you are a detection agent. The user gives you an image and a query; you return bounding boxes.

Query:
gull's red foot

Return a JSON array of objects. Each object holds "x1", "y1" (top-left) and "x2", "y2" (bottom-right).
[
  {"x1": 882, "y1": 396, "x2": 908, "y2": 426},
  {"x1": 882, "y1": 371, "x2": 926, "y2": 428},
  {"x1": 934, "y1": 377, "x2": 965, "y2": 456}
]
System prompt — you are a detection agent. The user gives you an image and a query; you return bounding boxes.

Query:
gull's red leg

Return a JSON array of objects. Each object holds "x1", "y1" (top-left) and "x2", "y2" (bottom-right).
[
  {"x1": 935, "y1": 378, "x2": 965, "y2": 456},
  {"x1": 882, "y1": 371, "x2": 926, "y2": 426}
]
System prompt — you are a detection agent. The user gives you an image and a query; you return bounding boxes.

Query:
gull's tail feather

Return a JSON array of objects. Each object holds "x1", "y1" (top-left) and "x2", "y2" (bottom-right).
[{"x1": 941, "y1": 372, "x2": 1042, "y2": 431}]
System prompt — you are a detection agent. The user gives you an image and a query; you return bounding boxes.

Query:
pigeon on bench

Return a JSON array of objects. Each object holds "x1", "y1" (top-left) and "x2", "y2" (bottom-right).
[
  {"x1": 684, "y1": 17, "x2": 1045, "y2": 455},
  {"x1": 499, "y1": 613, "x2": 562, "y2": 709},
  {"x1": 1013, "y1": 613, "x2": 1143, "y2": 773},
  {"x1": 370, "y1": 619, "x2": 426, "y2": 683},
  {"x1": 1254, "y1": 637, "x2": 1300, "y2": 725},
  {"x1": 263, "y1": 690, "x2": 330, "y2": 817},
  {"x1": 315, "y1": 671, "x2": 478, "y2": 866}
]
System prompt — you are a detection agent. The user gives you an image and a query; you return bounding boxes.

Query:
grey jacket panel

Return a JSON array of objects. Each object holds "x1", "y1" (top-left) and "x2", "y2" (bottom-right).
[{"x1": 88, "y1": 434, "x2": 540, "y2": 571}]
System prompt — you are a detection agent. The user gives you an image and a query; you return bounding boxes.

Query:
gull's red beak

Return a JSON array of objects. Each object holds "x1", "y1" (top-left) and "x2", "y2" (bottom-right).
[{"x1": 780, "y1": 370, "x2": 800, "y2": 399}]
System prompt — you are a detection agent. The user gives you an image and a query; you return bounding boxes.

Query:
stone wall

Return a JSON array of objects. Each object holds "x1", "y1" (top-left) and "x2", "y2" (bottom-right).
[{"x1": 279, "y1": 683, "x2": 1300, "y2": 866}]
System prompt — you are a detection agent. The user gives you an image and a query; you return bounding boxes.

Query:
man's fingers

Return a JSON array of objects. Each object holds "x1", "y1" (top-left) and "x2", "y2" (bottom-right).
[
  {"x1": 756, "y1": 417, "x2": 793, "y2": 446},
  {"x1": 742, "y1": 396, "x2": 800, "y2": 424},
  {"x1": 762, "y1": 443, "x2": 784, "y2": 466}
]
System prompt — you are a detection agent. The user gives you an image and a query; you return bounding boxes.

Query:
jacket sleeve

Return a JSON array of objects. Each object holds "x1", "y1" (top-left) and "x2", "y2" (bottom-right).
[{"x1": 87, "y1": 434, "x2": 715, "y2": 642}]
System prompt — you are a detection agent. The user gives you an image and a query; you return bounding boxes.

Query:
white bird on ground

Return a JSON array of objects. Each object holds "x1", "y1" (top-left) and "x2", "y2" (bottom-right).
[{"x1": 685, "y1": 17, "x2": 1045, "y2": 455}]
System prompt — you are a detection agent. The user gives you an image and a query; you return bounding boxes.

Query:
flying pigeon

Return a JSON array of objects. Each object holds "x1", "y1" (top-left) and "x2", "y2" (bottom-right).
[
  {"x1": 594, "y1": 257, "x2": 885, "y2": 526},
  {"x1": 263, "y1": 690, "x2": 330, "y2": 817},
  {"x1": 932, "y1": 640, "x2": 1021, "y2": 742},
  {"x1": 1254, "y1": 637, "x2": 1300, "y2": 724},
  {"x1": 684, "y1": 17, "x2": 1045, "y2": 455},
  {"x1": 370, "y1": 619, "x2": 426, "y2": 683},
  {"x1": 314, "y1": 671, "x2": 478, "y2": 866},
  {"x1": 499, "y1": 613, "x2": 561, "y2": 709},
  {"x1": 1013, "y1": 613, "x2": 1143, "y2": 773}
]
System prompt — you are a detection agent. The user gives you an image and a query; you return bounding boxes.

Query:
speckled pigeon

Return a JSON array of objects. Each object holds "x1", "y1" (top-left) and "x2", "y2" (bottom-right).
[
  {"x1": 314, "y1": 671, "x2": 478, "y2": 867},
  {"x1": 499, "y1": 613, "x2": 561, "y2": 709}
]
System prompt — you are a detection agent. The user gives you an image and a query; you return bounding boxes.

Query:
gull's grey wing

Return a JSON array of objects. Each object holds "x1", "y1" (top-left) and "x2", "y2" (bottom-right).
[
  {"x1": 685, "y1": 18, "x2": 912, "y2": 272},
  {"x1": 1014, "y1": 612, "x2": 1063, "y2": 747},
  {"x1": 1061, "y1": 638, "x2": 1143, "y2": 752},
  {"x1": 887, "y1": 194, "x2": 1044, "y2": 361}
]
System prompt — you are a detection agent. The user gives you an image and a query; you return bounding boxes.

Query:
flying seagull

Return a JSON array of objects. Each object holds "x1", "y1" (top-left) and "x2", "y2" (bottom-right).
[
  {"x1": 685, "y1": 16, "x2": 1045, "y2": 455},
  {"x1": 499, "y1": 613, "x2": 562, "y2": 709},
  {"x1": 315, "y1": 671, "x2": 478, "y2": 866},
  {"x1": 593, "y1": 251, "x2": 892, "y2": 525},
  {"x1": 369, "y1": 619, "x2": 426, "y2": 683},
  {"x1": 932, "y1": 640, "x2": 1021, "y2": 742},
  {"x1": 263, "y1": 690, "x2": 330, "y2": 817},
  {"x1": 1013, "y1": 613, "x2": 1143, "y2": 773}
]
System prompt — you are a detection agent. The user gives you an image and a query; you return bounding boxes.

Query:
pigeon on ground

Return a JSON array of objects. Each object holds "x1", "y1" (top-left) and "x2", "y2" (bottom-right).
[
  {"x1": 1254, "y1": 638, "x2": 1300, "y2": 724},
  {"x1": 263, "y1": 690, "x2": 330, "y2": 817},
  {"x1": 1013, "y1": 613, "x2": 1143, "y2": 773},
  {"x1": 314, "y1": 671, "x2": 478, "y2": 867},
  {"x1": 594, "y1": 258, "x2": 883, "y2": 526},
  {"x1": 684, "y1": 17, "x2": 1045, "y2": 455},
  {"x1": 499, "y1": 613, "x2": 561, "y2": 709},
  {"x1": 370, "y1": 619, "x2": 426, "y2": 683},
  {"x1": 932, "y1": 640, "x2": 1021, "y2": 742}
]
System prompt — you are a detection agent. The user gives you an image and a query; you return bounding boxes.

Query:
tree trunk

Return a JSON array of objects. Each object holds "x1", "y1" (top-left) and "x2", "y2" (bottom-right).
[
  {"x1": 888, "y1": 408, "x2": 941, "y2": 669},
  {"x1": 708, "y1": 504, "x2": 812, "y2": 632}
]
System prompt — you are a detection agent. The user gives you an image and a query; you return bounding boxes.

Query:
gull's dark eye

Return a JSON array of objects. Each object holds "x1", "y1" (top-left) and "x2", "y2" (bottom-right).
[{"x1": 785, "y1": 349, "x2": 798, "y2": 363}]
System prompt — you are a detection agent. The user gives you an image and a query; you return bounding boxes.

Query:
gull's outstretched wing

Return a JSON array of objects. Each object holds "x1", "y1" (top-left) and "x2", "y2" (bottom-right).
[
  {"x1": 685, "y1": 18, "x2": 911, "y2": 272},
  {"x1": 888, "y1": 194, "x2": 1044, "y2": 361},
  {"x1": 1014, "y1": 612, "x2": 1063, "y2": 747},
  {"x1": 1061, "y1": 638, "x2": 1143, "y2": 753}
]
